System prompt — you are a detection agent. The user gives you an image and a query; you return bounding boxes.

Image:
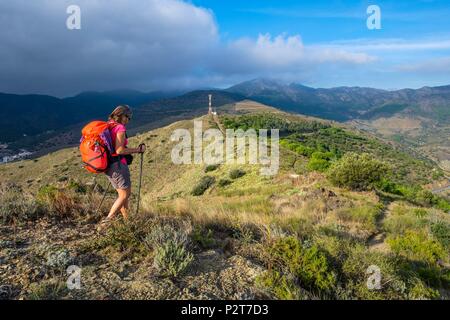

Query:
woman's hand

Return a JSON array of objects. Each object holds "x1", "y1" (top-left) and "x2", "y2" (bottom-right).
[
  {"x1": 115, "y1": 132, "x2": 146, "y2": 155},
  {"x1": 138, "y1": 144, "x2": 146, "y2": 154}
]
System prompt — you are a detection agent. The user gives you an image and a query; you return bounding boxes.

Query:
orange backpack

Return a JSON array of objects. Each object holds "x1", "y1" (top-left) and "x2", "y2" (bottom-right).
[{"x1": 80, "y1": 121, "x2": 117, "y2": 174}]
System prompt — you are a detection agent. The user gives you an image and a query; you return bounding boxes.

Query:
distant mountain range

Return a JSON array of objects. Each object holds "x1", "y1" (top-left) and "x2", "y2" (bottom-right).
[
  {"x1": 1, "y1": 79, "x2": 449, "y2": 164},
  {"x1": 0, "y1": 90, "x2": 181, "y2": 142},
  {"x1": 227, "y1": 78, "x2": 450, "y2": 122}
]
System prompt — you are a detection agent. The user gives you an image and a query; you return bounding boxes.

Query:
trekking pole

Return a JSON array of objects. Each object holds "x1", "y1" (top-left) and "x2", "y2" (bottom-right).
[
  {"x1": 95, "y1": 182, "x2": 110, "y2": 216},
  {"x1": 136, "y1": 144, "x2": 145, "y2": 215}
]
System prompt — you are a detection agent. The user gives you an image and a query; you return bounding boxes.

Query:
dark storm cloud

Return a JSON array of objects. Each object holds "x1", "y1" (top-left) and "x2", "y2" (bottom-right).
[
  {"x1": 0, "y1": 0, "x2": 376, "y2": 96},
  {"x1": 0, "y1": 0, "x2": 219, "y2": 96}
]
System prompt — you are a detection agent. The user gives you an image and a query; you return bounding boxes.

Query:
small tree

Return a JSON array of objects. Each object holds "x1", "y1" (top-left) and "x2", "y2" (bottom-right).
[{"x1": 327, "y1": 153, "x2": 388, "y2": 191}]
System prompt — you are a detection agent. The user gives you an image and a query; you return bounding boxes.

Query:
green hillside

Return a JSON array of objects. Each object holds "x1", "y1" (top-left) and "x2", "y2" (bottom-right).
[{"x1": 1, "y1": 102, "x2": 449, "y2": 300}]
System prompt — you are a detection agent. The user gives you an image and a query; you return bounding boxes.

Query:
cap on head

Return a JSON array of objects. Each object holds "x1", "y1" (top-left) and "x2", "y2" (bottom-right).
[{"x1": 109, "y1": 105, "x2": 132, "y2": 122}]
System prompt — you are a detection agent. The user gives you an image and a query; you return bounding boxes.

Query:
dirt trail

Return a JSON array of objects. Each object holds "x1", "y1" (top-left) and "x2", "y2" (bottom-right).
[
  {"x1": 212, "y1": 113, "x2": 225, "y2": 135},
  {"x1": 367, "y1": 200, "x2": 395, "y2": 253}
]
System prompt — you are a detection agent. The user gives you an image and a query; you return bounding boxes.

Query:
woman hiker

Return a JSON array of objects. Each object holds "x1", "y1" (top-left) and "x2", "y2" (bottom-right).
[{"x1": 98, "y1": 105, "x2": 146, "y2": 230}]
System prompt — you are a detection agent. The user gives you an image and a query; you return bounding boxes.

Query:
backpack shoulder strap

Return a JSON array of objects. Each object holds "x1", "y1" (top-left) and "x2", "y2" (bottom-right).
[{"x1": 107, "y1": 120, "x2": 118, "y2": 129}]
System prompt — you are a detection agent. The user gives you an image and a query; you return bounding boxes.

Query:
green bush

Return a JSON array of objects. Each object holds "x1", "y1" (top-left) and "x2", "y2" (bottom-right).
[
  {"x1": 377, "y1": 178, "x2": 401, "y2": 194},
  {"x1": 382, "y1": 204, "x2": 428, "y2": 236},
  {"x1": 204, "y1": 164, "x2": 220, "y2": 173},
  {"x1": 153, "y1": 240, "x2": 194, "y2": 278},
  {"x1": 256, "y1": 270, "x2": 304, "y2": 300},
  {"x1": 341, "y1": 244, "x2": 440, "y2": 299},
  {"x1": 388, "y1": 231, "x2": 447, "y2": 265},
  {"x1": 280, "y1": 139, "x2": 315, "y2": 157},
  {"x1": 377, "y1": 180, "x2": 450, "y2": 212},
  {"x1": 229, "y1": 169, "x2": 246, "y2": 180},
  {"x1": 142, "y1": 222, "x2": 194, "y2": 278},
  {"x1": 218, "y1": 179, "x2": 232, "y2": 187},
  {"x1": 432, "y1": 170, "x2": 444, "y2": 180},
  {"x1": 307, "y1": 152, "x2": 335, "y2": 172},
  {"x1": 430, "y1": 221, "x2": 450, "y2": 249},
  {"x1": 268, "y1": 237, "x2": 336, "y2": 293},
  {"x1": 148, "y1": 223, "x2": 194, "y2": 278},
  {"x1": 415, "y1": 189, "x2": 436, "y2": 207},
  {"x1": 191, "y1": 227, "x2": 216, "y2": 249},
  {"x1": 435, "y1": 198, "x2": 450, "y2": 212},
  {"x1": 327, "y1": 153, "x2": 388, "y2": 191},
  {"x1": 144, "y1": 222, "x2": 191, "y2": 250},
  {"x1": 191, "y1": 176, "x2": 215, "y2": 196},
  {"x1": 37, "y1": 185, "x2": 58, "y2": 204},
  {"x1": 93, "y1": 215, "x2": 158, "y2": 255}
]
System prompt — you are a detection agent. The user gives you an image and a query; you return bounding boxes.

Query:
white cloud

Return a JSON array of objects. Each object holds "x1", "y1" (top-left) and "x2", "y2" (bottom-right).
[
  {"x1": 213, "y1": 33, "x2": 376, "y2": 77},
  {"x1": 0, "y1": 0, "x2": 380, "y2": 96},
  {"x1": 396, "y1": 56, "x2": 450, "y2": 73},
  {"x1": 327, "y1": 38, "x2": 450, "y2": 52}
]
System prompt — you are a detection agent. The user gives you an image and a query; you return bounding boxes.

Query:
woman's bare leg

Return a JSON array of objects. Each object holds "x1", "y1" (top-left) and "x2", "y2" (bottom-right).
[
  {"x1": 119, "y1": 187, "x2": 131, "y2": 220},
  {"x1": 107, "y1": 188, "x2": 129, "y2": 220}
]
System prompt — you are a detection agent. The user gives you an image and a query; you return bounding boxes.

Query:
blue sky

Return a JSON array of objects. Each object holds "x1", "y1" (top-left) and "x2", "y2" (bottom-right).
[
  {"x1": 192, "y1": 0, "x2": 450, "y2": 42},
  {"x1": 190, "y1": 0, "x2": 450, "y2": 89},
  {"x1": 0, "y1": 0, "x2": 450, "y2": 95}
]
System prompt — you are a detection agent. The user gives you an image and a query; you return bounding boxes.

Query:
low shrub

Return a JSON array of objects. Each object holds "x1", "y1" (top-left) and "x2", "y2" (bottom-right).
[
  {"x1": 218, "y1": 179, "x2": 232, "y2": 187},
  {"x1": 0, "y1": 183, "x2": 40, "y2": 224},
  {"x1": 430, "y1": 221, "x2": 450, "y2": 249},
  {"x1": 382, "y1": 204, "x2": 428, "y2": 235},
  {"x1": 144, "y1": 222, "x2": 191, "y2": 249},
  {"x1": 191, "y1": 227, "x2": 216, "y2": 249},
  {"x1": 191, "y1": 176, "x2": 215, "y2": 196},
  {"x1": 256, "y1": 270, "x2": 304, "y2": 300},
  {"x1": 27, "y1": 280, "x2": 68, "y2": 300},
  {"x1": 266, "y1": 237, "x2": 336, "y2": 294},
  {"x1": 378, "y1": 180, "x2": 450, "y2": 212},
  {"x1": 341, "y1": 244, "x2": 440, "y2": 299},
  {"x1": 146, "y1": 222, "x2": 194, "y2": 278},
  {"x1": 388, "y1": 231, "x2": 446, "y2": 265},
  {"x1": 36, "y1": 185, "x2": 58, "y2": 204},
  {"x1": 153, "y1": 240, "x2": 194, "y2": 278},
  {"x1": 95, "y1": 216, "x2": 155, "y2": 255},
  {"x1": 204, "y1": 164, "x2": 220, "y2": 173},
  {"x1": 229, "y1": 169, "x2": 246, "y2": 180},
  {"x1": 42, "y1": 190, "x2": 82, "y2": 220},
  {"x1": 45, "y1": 248, "x2": 73, "y2": 270},
  {"x1": 307, "y1": 152, "x2": 335, "y2": 172}
]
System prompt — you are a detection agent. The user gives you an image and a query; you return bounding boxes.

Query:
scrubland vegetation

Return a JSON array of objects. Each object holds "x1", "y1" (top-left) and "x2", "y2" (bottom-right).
[{"x1": 0, "y1": 112, "x2": 448, "y2": 300}]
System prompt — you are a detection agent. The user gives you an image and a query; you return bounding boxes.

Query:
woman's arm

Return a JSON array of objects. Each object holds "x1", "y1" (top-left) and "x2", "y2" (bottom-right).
[{"x1": 115, "y1": 132, "x2": 143, "y2": 155}]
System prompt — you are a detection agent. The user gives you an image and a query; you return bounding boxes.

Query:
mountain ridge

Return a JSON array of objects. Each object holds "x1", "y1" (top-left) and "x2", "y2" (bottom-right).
[{"x1": 1, "y1": 79, "x2": 449, "y2": 169}]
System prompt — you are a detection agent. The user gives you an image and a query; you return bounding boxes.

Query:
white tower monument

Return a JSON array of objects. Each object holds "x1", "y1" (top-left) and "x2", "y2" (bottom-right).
[{"x1": 208, "y1": 94, "x2": 213, "y2": 114}]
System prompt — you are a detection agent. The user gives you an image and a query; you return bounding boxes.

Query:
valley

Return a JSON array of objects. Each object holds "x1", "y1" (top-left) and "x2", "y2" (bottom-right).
[{"x1": 2, "y1": 79, "x2": 449, "y2": 173}]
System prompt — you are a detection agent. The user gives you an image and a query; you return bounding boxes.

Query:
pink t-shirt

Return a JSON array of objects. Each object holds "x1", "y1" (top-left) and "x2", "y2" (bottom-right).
[{"x1": 109, "y1": 121, "x2": 128, "y2": 165}]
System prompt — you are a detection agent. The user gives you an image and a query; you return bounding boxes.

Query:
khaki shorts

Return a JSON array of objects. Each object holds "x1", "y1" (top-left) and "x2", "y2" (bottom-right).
[{"x1": 105, "y1": 160, "x2": 131, "y2": 190}]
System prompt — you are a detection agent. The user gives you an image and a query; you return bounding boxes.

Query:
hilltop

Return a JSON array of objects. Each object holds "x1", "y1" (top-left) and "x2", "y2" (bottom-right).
[{"x1": 0, "y1": 101, "x2": 449, "y2": 300}]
